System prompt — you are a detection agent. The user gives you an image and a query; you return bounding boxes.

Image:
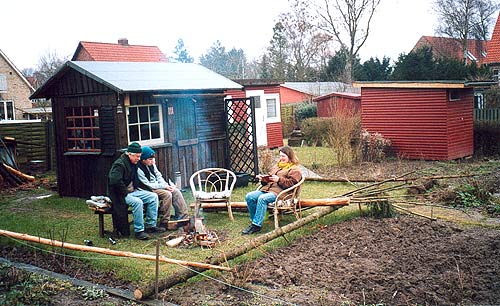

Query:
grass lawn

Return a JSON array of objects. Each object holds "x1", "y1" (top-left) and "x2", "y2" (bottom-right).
[{"x1": 0, "y1": 158, "x2": 359, "y2": 286}]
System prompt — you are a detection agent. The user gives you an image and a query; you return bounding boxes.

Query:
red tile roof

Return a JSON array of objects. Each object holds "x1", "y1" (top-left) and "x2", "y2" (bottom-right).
[
  {"x1": 412, "y1": 36, "x2": 488, "y2": 65},
  {"x1": 71, "y1": 39, "x2": 168, "y2": 62},
  {"x1": 485, "y1": 13, "x2": 500, "y2": 64}
]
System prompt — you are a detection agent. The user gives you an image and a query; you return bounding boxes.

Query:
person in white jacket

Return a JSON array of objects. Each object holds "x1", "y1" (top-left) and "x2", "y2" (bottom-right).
[{"x1": 137, "y1": 146, "x2": 189, "y2": 228}]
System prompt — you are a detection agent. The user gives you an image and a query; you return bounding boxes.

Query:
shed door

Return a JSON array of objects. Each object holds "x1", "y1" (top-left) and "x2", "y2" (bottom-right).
[{"x1": 166, "y1": 98, "x2": 197, "y2": 145}]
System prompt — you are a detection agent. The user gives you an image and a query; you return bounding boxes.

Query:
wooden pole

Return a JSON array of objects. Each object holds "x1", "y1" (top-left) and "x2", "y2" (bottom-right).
[
  {"x1": 3, "y1": 163, "x2": 35, "y2": 182},
  {"x1": 0, "y1": 229, "x2": 230, "y2": 272},
  {"x1": 306, "y1": 173, "x2": 478, "y2": 183},
  {"x1": 134, "y1": 204, "x2": 348, "y2": 300}
]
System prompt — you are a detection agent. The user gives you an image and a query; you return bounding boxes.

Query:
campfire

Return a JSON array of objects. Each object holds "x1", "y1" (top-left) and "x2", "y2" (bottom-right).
[{"x1": 164, "y1": 217, "x2": 221, "y2": 249}]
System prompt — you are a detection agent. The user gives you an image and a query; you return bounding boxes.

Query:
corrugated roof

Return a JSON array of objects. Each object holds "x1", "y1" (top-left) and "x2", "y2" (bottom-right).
[
  {"x1": 282, "y1": 82, "x2": 360, "y2": 96},
  {"x1": 72, "y1": 61, "x2": 242, "y2": 92}
]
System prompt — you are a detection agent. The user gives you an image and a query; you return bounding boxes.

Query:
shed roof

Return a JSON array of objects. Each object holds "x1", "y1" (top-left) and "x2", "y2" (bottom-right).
[
  {"x1": 282, "y1": 82, "x2": 359, "y2": 96},
  {"x1": 353, "y1": 80, "x2": 495, "y2": 89},
  {"x1": 31, "y1": 61, "x2": 242, "y2": 98},
  {"x1": 313, "y1": 91, "x2": 361, "y2": 102}
]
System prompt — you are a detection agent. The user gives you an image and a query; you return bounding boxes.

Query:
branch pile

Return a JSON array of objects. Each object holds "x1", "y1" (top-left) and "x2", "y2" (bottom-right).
[{"x1": 0, "y1": 162, "x2": 35, "y2": 189}]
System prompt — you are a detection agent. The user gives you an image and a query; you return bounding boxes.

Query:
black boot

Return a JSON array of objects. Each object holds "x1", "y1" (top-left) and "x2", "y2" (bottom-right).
[{"x1": 241, "y1": 224, "x2": 262, "y2": 235}]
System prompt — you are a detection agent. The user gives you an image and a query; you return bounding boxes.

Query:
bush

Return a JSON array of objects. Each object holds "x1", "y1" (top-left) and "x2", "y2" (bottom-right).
[
  {"x1": 301, "y1": 118, "x2": 331, "y2": 146},
  {"x1": 358, "y1": 130, "x2": 392, "y2": 162},
  {"x1": 294, "y1": 103, "x2": 317, "y2": 127},
  {"x1": 474, "y1": 121, "x2": 500, "y2": 157}
]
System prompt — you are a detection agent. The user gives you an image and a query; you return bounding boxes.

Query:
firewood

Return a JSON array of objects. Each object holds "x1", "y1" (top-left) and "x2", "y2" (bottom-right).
[
  {"x1": 166, "y1": 236, "x2": 185, "y2": 247},
  {"x1": 3, "y1": 163, "x2": 35, "y2": 182}
]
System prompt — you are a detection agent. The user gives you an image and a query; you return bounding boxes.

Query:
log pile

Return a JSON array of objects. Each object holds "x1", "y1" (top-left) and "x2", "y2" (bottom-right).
[{"x1": 0, "y1": 162, "x2": 35, "y2": 189}]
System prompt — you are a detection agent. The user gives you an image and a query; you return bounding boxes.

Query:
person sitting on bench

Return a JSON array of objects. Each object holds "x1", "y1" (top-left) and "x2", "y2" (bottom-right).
[
  {"x1": 137, "y1": 146, "x2": 190, "y2": 229},
  {"x1": 107, "y1": 142, "x2": 165, "y2": 240}
]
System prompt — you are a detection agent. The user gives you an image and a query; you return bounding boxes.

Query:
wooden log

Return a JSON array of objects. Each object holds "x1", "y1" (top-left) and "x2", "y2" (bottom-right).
[
  {"x1": 134, "y1": 204, "x2": 347, "y2": 300},
  {"x1": 190, "y1": 197, "x2": 350, "y2": 211},
  {"x1": 166, "y1": 236, "x2": 185, "y2": 247},
  {"x1": 3, "y1": 163, "x2": 35, "y2": 182},
  {"x1": 0, "y1": 229, "x2": 230, "y2": 272}
]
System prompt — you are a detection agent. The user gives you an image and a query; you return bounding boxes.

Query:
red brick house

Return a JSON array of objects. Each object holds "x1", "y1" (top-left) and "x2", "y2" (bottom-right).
[
  {"x1": 412, "y1": 36, "x2": 488, "y2": 65},
  {"x1": 72, "y1": 38, "x2": 168, "y2": 62},
  {"x1": 356, "y1": 81, "x2": 493, "y2": 161}
]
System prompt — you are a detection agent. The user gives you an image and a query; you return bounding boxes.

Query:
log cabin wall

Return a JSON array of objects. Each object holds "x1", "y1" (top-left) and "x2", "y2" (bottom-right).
[{"x1": 50, "y1": 69, "x2": 119, "y2": 197}]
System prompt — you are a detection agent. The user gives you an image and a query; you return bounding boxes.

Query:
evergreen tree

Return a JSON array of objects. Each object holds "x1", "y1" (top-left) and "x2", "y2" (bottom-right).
[
  {"x1": 173, "y1": 38, "x2": 194, "y2": 63},
  {"x1": 355, "y1": 57, "x2": 392, "y2": 81}
]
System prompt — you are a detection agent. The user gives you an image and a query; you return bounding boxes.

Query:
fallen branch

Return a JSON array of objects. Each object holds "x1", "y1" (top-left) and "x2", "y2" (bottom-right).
[
  {"x1": 134, "y1": 204, "x2": 349, "y2": 300},
  {"x1": 306, "y1": 173, "x2": 479, "y2": 183},
  {"x1": 392, "y1": 204, "x2": 437, "y2": 221},
  {"x1": 0, "y1": 229, "x2": 230, "y2": 272}
]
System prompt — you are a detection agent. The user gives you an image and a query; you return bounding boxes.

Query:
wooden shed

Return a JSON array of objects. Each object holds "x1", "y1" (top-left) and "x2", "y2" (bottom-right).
[
  {"x1": 314, "y1": 92, "x2": 361, "y2": 118},
  {"x1": 226, "y1": 79, "x2": 284, "y2": 149},
  {"x1": 355, "y1": 81, "x2": 492, "y2": 160},
  {"x1": 30, "y1": 61, "x2": 249, "y2": 198}
]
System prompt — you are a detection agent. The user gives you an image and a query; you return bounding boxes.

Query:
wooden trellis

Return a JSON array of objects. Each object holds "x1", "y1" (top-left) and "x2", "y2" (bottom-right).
[{"x1": 224, "y1": 97, "x2": 258, "y2": 176}]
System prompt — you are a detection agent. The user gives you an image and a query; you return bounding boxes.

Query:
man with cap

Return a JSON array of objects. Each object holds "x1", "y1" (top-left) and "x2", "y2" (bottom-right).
[
  {"x1": 137, "y1": 146, "x2": 189, "y2": 229},
  {"x1": 107, "y1": 142, "x2": 165, "y2": 240}
]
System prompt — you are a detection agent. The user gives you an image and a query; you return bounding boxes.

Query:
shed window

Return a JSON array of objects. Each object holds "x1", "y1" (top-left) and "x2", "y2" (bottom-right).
[
  {"x1": 449, "y1": 90, "x2": 461, "y2": 101},
  {"x1": 0, "y1": 101, "x2": 14, "y2": 120},
  {"x1": 127, "y1": 104, "x2": 163, "y2": 145},
  {"x1": 266, "y1": 98, "x2": 277, "y2": 118},
  {"x1": 251, "y1": 96, "x2": 261, "y2": 108},
  {"x1": 65, "y1": 106, "x2": 100, "y2": 152}
]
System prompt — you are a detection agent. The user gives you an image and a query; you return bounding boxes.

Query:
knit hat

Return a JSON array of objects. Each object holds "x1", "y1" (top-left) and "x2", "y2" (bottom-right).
[
  {"x1": 127, "y1": 142, "x2": 142, "y2": 154},
  {"x1": 141, "y1": 146, "x2": 155, "y2": 160}
]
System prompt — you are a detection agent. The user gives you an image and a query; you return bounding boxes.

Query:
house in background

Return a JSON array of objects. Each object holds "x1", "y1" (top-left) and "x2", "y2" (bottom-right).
[
  {"x1": 411, "y1": 36, "x2": 488, "y2": 65},
  {"x1": 314, "y1": 92, "x2": 361, "y2": 118},
  {"x1": 31, "y1": 61, "x2": 243, "y2": 198},
  {"x1": 0, "y1": 49, "x2": 35, "y2": 121},
  {"x1": 355, "y1": 81, "x2": 493, "y2": 161},
  {"x1": 485, "y1": 12, "x2": 500, "y2": 81},
  {"x1": 280, "y1": 82, "x2": 359, "y2": 105},
  {"x1": 226, "y1": 79, "x2": 283, "y2": 149},
  {"x1": 72, "y1": 38, "x2": 168, "y2": 62}
]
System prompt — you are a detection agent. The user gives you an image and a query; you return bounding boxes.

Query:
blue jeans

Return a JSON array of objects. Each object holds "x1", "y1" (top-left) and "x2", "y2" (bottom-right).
[
  {"x1": 245, "y1": 190, "x2": 277, "y2": 227},
  {"x1": 125, "y1": 190, "x2": 159, "y2": 233}
]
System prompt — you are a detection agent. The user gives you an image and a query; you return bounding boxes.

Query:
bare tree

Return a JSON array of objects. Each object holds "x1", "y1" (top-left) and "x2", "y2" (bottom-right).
[
  {"x1": 277, "y1": 0, "x2": 331, "y2": 81},
  {"x1": 434, "y1": 0, "x2": 499, "y2": 62},
  {"x1": 315, "y1": 0, "x2": 381, "y2": 83},
  {"x1": 33, "y1": 49, "x2": 68, "y2": 88}
]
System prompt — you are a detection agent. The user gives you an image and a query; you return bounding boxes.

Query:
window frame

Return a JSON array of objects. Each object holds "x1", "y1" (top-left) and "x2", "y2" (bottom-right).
[
  {"x1": 126, "y1": 104, "x2": 164, "y2": 146},
  {"x1": 64, "y1": 106, "x2": 101, "y2": 153},
  {"x1": 265, "y1": 93, "x2": 281, "y2": 123},
  {"x1": 0, "y1": 100, "x2": 15, "y2": 120}
]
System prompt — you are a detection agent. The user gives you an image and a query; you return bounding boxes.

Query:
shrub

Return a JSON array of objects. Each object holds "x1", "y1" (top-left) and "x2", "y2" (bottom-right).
[
  {"x1": 324, "y1": 112, "x2": 361, "y2": 166},
  {"x1": 294, "y1": 102, "x2": 317, "y2": 128},
  {"x1": 474, "y1": 121, "x2": 500, "y2": 157},
  {"x1": 301, "y1": 118, "x2": 331, "y2": 146},
  {"x1": 358, "y1": 130, "x2": 392, "y2": 162}
]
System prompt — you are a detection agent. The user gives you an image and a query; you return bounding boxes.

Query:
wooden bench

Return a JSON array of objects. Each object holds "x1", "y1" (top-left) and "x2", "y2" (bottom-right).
[
  {"x1": 88, "y1": 206, "x2": 132, "y2": 238},
  {"x1": 88, "y1": 206, "x2": 190, "y2": 237}
]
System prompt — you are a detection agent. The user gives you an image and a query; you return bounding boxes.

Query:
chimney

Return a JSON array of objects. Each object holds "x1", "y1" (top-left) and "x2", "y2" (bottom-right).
[{"x1": 118, "y1": 38, "x2": 129, "y2": 46}]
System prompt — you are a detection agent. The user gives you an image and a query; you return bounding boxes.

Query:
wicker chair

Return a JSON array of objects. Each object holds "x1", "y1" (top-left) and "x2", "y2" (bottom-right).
[
  {"x1": 261, "y1": 175, "x2": 306, "y2": 229},
  {"x1": 190, "y1": 168, "x2": 237, "y2": 221}
]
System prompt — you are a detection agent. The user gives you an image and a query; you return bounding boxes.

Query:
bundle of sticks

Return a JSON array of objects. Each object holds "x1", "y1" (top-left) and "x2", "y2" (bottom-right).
[{"x1": 0, "y1": 162, "x2": 35, "y2": 188}]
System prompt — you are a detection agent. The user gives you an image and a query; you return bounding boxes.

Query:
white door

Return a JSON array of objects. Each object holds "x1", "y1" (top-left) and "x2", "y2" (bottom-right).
[{"x1": 246, "y1": 90, "x2": 267, "y2": 147}]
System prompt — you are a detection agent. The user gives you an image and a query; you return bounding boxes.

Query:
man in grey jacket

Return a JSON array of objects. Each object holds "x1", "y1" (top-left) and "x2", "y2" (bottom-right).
[{"x1": 137, "y1": 146, "x2": 189, "y2": 229}]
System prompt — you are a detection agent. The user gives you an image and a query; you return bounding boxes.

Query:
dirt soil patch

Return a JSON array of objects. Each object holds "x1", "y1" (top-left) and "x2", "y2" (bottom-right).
[{"x1": 164, "y1": 215, "x2": 500, "y2": 305}]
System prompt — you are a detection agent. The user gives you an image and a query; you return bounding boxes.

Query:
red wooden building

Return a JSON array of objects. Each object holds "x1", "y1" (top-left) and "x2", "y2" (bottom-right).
[
  {"x1": 227, "y1": 79, "x2": 284, "y2": 149},
  {"x1": 314, "y1": 92, "x2": 361, "y2": 117},
  {"x1": 356, "y1": 81, "x2": 492, "y2": 160}
]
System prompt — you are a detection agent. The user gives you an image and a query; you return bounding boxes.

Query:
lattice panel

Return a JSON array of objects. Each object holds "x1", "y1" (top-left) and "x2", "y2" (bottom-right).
[{"x1": 224, "y1": 98, "x2": 258, "y2": 176}]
